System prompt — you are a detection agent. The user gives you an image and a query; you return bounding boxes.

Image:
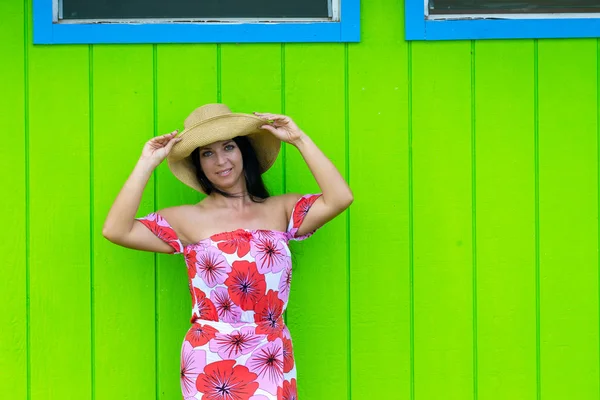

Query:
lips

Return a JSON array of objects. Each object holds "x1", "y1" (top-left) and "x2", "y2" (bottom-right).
[{"x1": 217, "y1": 168, "x2": 232, "y2": 177}]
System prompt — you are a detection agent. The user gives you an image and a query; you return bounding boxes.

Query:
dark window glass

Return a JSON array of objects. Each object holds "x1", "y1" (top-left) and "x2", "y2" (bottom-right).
[
  {"x1": 430, "y1": 0, "x2": 600, "y2": 14},
  {"x1": 62, "y1": 0, "x2": 330, "y2": 20}
]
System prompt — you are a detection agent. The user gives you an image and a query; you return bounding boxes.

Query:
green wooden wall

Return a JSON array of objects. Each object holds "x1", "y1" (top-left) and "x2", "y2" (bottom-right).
[{"x1": 2, "y1": 0, "x2": 599, "y2": 399}]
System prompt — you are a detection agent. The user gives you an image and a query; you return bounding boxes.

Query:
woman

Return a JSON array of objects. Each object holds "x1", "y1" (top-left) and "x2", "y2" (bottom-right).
[{"x1": 102, "y1": 104, "x2": 352, "y2": 400}]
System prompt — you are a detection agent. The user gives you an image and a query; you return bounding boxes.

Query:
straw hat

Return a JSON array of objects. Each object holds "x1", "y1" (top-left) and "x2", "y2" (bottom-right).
[{"x1": 167, "y1": 103, "x2": 280, "y2": 193}]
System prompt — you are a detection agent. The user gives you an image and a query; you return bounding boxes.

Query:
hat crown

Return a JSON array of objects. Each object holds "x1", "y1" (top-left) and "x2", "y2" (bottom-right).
[{"x1": 184, "y1": 104, "x2": 232, "y2": 129}]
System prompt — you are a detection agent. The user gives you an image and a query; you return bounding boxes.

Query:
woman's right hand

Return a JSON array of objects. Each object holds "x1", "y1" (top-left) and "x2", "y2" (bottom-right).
[{"x1": 140, "y1": 130, "x2": 181, "y2": 167}]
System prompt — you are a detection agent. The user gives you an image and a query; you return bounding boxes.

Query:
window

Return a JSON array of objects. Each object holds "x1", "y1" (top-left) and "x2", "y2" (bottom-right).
[
  {"x1": 33, "y1": 0, "x2": 360, "y2": 44},
  {"x1": 405, "y1": 0, "x2": 600, "y2": 40}
]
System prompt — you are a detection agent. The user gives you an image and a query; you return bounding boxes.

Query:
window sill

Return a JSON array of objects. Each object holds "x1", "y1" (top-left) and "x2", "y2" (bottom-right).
[
  {"x1": 34, "y1": 0, "x2": 360, "y2": 44},
  {"x1": 405, "y1": 0, "x2": 600, "y2": 40}
]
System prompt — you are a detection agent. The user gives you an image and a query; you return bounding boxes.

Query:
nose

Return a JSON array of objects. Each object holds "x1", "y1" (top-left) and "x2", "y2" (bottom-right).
[{"x1": 215, "y1": 150, "x2": 227, "y2": 166}]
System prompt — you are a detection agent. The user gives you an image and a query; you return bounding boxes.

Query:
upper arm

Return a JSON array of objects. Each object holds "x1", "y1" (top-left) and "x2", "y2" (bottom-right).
[
  {"x1": 283, "y1": 192, "x2": 345, "y2": 239},
  {"x1": 104, "y1": 209, "x2": 184, "y2": 254}
]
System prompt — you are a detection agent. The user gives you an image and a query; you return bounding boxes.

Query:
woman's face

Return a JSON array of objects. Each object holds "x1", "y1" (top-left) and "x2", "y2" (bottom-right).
[{"x1": 198, "y1": 139, "x2": 245, "y2": 191}]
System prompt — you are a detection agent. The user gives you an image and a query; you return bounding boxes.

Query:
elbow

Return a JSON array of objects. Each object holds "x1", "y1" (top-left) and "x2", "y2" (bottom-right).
[
  {"x1": 102, "y1": 222, "x2": 122, "y2": 243},
  {"x1": 343, "y1": 190, "x2": 354, "y2": 208},
  {"x1": 102, "y1": 226, "x2": 115, "y2": 242},
  {"x1": 334, "y1": 189, "x2": 353, "y2": 210}
]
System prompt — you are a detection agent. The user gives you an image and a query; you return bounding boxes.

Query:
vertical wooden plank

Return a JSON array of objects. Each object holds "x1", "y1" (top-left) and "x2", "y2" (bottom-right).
[
  {"x1": 285, "y1": 44, "x2": 348, "y2": 400},
  {"x1": 28, "y1": 37, "x2": 91, "y2": 400},
  {"x1": 0, "y1": 0, "x2": 26, "y2": 397},
  {"x1": 347, "y1": 0, "x2": 410, "y2": 397},
  {"x1": 220, "y1": 43, "x2": 284, "y2": 196},
  {"x1": 538, "y1": 39, "x2": 599, "y2": 400},
  {"x1": 92, "y1": 45, "x2": 156, "y2": 399},
  {"x1": 155, "y1": 43, "x2": 217, "y2": 399},
  {"x1": 474, "y1": 40, "x2": 537, "y2": 400},
  {"x1": 411, "y1": 41, "x2": 474, "y2": 400}
]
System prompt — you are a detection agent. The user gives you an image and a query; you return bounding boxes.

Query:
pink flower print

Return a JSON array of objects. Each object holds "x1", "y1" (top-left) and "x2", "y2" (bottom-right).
[
  {"x1": 250, "y1": 236, "x2": 289, "y2": 274},
  {"x1": 246, "y1": 338, "x2": 284, "y2": 395},
  {"x1": 278, "y1": 265, "x2": 292, "y2": 303},
  {"x1": 195, "y1": 246, "x2": 231, "y2": 288},
  {"x1": 180, "y1": 342, "x2": 206, "y2": 398},
  {"x1": 282, "y1": 325, "x2": 291, "y2": 340},
  {"x1": 211, "y1": 287, "x2": 242, "y2": 323},
  {"x1": 209, "y1": 326, "x2": 265, "y2": 360}
]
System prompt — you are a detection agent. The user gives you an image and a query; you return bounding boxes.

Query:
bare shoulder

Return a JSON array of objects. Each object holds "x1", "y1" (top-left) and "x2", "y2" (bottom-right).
[
  {"x1": 267, "y1": 193, "x2": 303, "y2": 219},
  {"x1": 154, "y1": 204, "x2": 206, "y2": 243},
  {"x1": 155, "y1": 204, "x2": 200, "y2": 220}
]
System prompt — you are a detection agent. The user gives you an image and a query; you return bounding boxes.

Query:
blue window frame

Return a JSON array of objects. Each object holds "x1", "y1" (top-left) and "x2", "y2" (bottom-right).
[
  {"x1": 405, "y1": 0, "x2": 600, "y2": 40},
  {"x1": 33, "y1": 0, "x2": 360, "y2": 44}
]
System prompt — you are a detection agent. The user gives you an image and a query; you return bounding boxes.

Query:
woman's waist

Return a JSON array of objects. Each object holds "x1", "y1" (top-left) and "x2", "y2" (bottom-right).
[{"x1": 190, "y1": 317, "x2": 288, "y2": 335}]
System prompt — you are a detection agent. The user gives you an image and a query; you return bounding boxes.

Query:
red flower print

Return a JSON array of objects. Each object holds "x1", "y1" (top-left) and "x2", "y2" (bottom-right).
[
  {"x1": 194, "y1": 288, "x2": 219, "y2": 322},
  {"x1": 282, "y1": 337, "x2": 294, "y2": 373},
  {"x1": 277, "y1": 378, "x2": 298, "y2": 400},
  {"x1": 138, "y1": 213, "x2": 182, "y2": 252},
  {"x1": 195, "y1": 246, "x2": 232, "y2": 288},
  {"x1": 181, "y1": 342, "x2": 206, "y2": 398},
  {"x1": 254, "y1": 290, "x2": 284, "y2": 341},
  {"x1": 211, "y1": 230, "x2": 253, "y2": 257},
  {"x1": 250, "y1": 236, "x2": 289, "y2": 274},
  {"x1": 185, "y1": 249, "x2": 198, "y2": 279},
  {"x1": 211, "y1": 287, "x2": 242, "y2": 323},
  {"x1": 196, "y1": 359, "x2": 259, "y2": 400},
  {"x1": 246, "y1": 339, "x2": 284, "y2": 396},
  {"x1": 225, "y1": 261, "x2": 266, "y2": 311},
  {"x1": 209, "y1": 326, "x2": 265, "y2": 359},
  {"x1": 292, "y1": 195, "x2": 320, "y2": 229},
  {"x1": 186, "y1": 323, "x2": 219, "y2": 347}
]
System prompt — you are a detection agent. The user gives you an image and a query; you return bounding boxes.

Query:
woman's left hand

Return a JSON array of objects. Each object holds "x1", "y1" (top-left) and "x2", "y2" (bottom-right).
[{"x1": 254, "y1": 112, "x2": 306, "y2": 145}]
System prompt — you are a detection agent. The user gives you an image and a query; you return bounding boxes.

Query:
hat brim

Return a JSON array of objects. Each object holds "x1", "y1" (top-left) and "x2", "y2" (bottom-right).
[{"x1": 167, "y1": 113, "x2": 280, "y2": 193}]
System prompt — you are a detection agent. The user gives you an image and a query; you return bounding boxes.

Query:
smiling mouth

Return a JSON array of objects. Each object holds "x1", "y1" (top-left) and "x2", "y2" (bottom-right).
[{"x1": 217, "y1": 168, "x2": 232, "y2": 177}]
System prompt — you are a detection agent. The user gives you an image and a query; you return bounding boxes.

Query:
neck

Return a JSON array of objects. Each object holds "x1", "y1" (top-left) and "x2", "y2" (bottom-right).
[{"x1": 209, "y1": 187, "x2": 253, "y2": 209}]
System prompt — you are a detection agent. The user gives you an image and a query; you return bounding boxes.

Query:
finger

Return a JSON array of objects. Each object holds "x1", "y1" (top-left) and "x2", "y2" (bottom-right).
[
  {"x1": 164, "y1": 137, "x2": 182, "y2": 153},
  {"x1": 260, "y1": 124, "x2": 279, "y2": 135},
  {"x1": 159, "y1": 130, "x2": 178, "y2": 139},
  {"x1": 153, "y1": 131, "x2": 178, "y2": 143},
  {"x1": 254, "y1": 112, "x2": 285, "y2": 120}
]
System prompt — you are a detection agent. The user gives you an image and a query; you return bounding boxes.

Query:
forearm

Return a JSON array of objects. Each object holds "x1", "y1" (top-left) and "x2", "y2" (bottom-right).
[
  {"x1": 102, "y1": 158, "x2": 156, "y2": 238},
  {"x1": 292, "y1": 134, "x2": 353, "y2": 208}
]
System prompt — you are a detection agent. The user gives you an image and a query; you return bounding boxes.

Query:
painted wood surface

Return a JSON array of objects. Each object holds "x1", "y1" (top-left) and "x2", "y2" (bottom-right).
[{"x1": 2, "y1": 0, "x2": 599, "y2": 399}]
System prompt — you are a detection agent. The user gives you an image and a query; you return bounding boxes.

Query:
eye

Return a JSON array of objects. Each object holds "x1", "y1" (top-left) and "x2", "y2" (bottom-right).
[
  {"x1": 201, "y1": 151, "x2": 213, "y2": 157},
  {"x1": 224, "y1": 144, "x2": 235, "y2": 151}
]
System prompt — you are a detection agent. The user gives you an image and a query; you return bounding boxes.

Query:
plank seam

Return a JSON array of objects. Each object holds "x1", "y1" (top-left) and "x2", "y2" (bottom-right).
[
  {"x1": 471, "y1": 39, "x2": 479, "y2": 400},
  {"x1": 534, "y1": 39, "x2": 541, "y2": 400},
  {"x1": 217, "y1": 45, "x2": 222, "y2": 103},
  {"x1": 408, "y1": 40, "x2": 416, "y2": 400},
  {"x1": 89, "y1": 43, "x2": 96, "y2": 400},
  {"x1": 281, "y1": 43, "x2": 287, "y2": 193},
  {"x1": 344, "y1": 42, "x2": 352, "y2": 400},
  {"x1": 597, "y1": 37, "x2": 600, "y2": 398},
  {"x1": 152, "y1": 43, "x2": 160, "y2": 400},
  {"x1": 24, "y1": 0, "x2": 31, "y2": 397},
  {"x1": 281, "y1": 44, "x2": 288, "y2": 323}
]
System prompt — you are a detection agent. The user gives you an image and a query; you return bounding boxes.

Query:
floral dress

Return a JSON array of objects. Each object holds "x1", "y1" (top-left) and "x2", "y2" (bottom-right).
[{"x1": 137, "y1": 194, "x2": 321, "y2": 400}]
